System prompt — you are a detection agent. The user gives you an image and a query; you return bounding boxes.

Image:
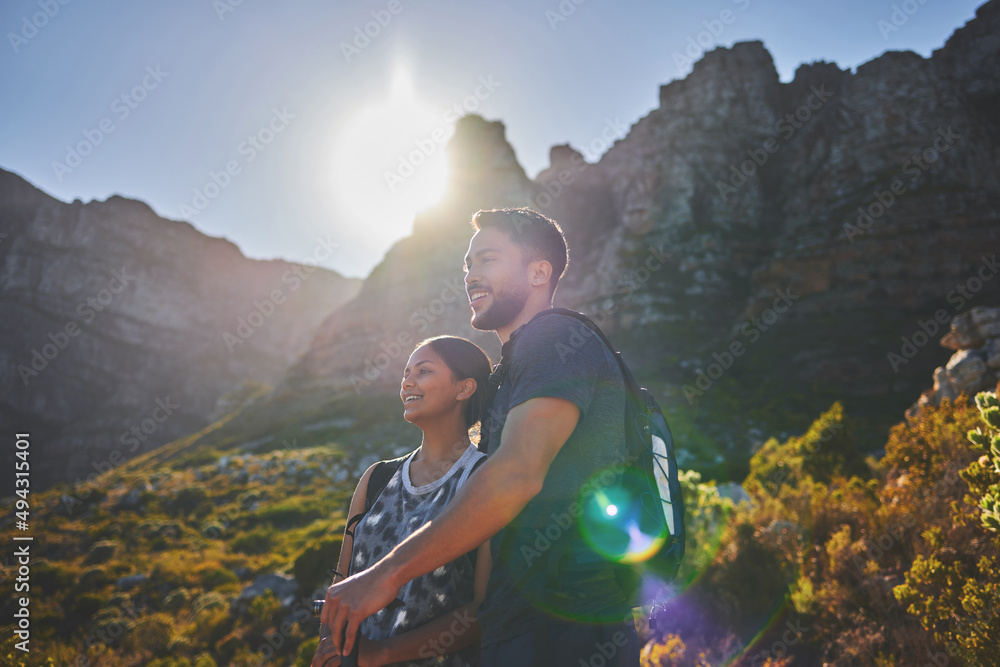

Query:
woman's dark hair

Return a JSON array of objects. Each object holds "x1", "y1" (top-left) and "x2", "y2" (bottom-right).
[{"x1": 416, "y1": 336, "x2": 492, "y2": 430}]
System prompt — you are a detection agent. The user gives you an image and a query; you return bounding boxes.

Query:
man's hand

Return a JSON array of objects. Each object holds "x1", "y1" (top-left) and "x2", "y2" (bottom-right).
[{"x1": 320, "y1": 565, "x2": 400, "y2": 657}]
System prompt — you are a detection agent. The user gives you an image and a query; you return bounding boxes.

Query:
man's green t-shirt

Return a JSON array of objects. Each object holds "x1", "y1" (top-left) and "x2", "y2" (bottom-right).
[{"x1": 478, "y1": 310, "x2": 631, "y2": 647}]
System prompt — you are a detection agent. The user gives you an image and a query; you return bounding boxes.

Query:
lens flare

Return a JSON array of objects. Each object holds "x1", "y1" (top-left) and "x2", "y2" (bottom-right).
[{"x1": 578, "y1": 468, "x2": 668, "y2": 564}]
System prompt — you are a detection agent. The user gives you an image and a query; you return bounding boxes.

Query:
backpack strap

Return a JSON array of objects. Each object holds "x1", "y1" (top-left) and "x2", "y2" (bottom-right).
[
  {"x1": 478, "y1": 362, "x2": 507, "y2": 454},
  {"x1": 345, "y1": 451, "x2": 415, "y2": 542}
]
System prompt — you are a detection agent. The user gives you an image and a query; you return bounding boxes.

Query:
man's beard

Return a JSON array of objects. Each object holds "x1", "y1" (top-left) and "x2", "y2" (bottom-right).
[{"x1": 471, "y1": 282, "x2": 530, "y2": 331}]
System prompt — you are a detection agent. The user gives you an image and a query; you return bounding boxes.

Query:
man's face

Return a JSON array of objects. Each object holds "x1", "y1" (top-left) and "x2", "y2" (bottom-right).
[{"x1": 464, "y1": 227, "x2": 532, "y2": 332}]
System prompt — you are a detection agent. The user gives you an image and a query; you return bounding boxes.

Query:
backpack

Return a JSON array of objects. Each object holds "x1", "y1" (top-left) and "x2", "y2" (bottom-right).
[{"x1": 478, "y1": 308, "x2": 686, "y2": 600}]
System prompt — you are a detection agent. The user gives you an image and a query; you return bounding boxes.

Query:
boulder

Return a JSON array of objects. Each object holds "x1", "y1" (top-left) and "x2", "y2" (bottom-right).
[
  {"x1": 946, "y1": 349, "x2": 990, "y2": 395},
  {"x1": 941, "y1": 312, "x2": 985, "y2": 350},
  {"x1": 230, "y1": 572, "x2": 298, "y2": 616}
]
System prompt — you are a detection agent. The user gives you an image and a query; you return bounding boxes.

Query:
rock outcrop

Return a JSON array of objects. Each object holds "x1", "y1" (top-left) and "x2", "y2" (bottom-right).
[
  {"x1": 280, "y1": 3, "x2": 1000, "y2": 440},
  {"x1": 908, "y1": 306, "x2": 1000, "y2": 417},
  {"x1": 0, "y1": 169, "x2": 361, "y2": 491}
]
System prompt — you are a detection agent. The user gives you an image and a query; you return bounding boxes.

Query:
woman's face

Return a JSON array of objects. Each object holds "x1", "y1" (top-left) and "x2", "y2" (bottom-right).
[{"x1": 400, "y1": 345, "x2": 469, "y2": 425}]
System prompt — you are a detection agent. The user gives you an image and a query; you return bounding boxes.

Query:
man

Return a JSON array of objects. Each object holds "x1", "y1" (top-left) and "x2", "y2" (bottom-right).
[{"x1": 322, "y1": 207, "x2": 639, "y2": 666}]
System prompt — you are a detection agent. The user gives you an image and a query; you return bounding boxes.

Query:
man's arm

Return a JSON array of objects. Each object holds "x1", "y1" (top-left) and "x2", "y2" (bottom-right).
[
  {"x1": 363, "y1": 541, "x2": 491, "y2": 666},
  {"x1": 321, "y1": 396, "x2": 580, "y2": 656}
]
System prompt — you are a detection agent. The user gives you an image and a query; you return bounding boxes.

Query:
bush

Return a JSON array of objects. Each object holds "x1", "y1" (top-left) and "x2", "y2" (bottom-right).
[
  {"x1": 232, "y1": 528, "x2": 274, "y2": 555},
  {"x1": 85, "y1": 540, "x2": 119, "y2": 564},
  {"x1": 69, "y1": 592, "x2": 105, "y2": 620},
  {"x1": 79, "y1": 565, "x2": 109, "y2": 591},
  {"x1": 893, "y1": 390, "x2": 1000, "y2": 667},
  {"x1": 173, "y1": 487, "x2": 210, "y2": 516},
  {"x1": 259, "y1": 499, "x2": 325, "y2": 528},
  {"x1": 125, "y1": 612, "x2": 175, "y2": 656},
  {"x1": 293, "y1": 536, "x2": 343, "y2": 594},
  {"x1": 33, "y1": 559, "x2": 75, "y2": 593},
  {"x1": 197, "y1": 563, "x2": 239, "y2": 589}
]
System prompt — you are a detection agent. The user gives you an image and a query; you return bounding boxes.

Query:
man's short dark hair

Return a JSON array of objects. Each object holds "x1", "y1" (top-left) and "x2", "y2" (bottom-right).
[{"x1": 470, "y1": 208, "x2": 569, "y2": 297}]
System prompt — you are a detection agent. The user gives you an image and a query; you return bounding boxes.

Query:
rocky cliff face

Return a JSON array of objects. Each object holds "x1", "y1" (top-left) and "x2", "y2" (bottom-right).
[
  {"x1": 0, "y1": 169, "x2": 361, "y2": 491},
  {"x1": 7, "y1": 3, "x2": 1000, "y2": 488},
  {"x1": 275, "y1": 2, "x2": 1000, "y2": 472}
]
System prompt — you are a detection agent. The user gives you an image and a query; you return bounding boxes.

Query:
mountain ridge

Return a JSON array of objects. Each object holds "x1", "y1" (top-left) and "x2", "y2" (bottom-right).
[{"x1": 0, "y1": 168, "x2": 362, "y2": 492}]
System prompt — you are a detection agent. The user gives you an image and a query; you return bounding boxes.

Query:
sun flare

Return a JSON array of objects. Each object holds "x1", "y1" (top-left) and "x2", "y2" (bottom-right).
[{"x1": 330, "y1": 65, "x2": 450, "y2": 242}]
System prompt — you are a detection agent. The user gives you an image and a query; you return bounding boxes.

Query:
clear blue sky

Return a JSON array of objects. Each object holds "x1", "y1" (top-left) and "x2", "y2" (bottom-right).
[{"x1": 0, "y1": 0, "x2": 985, "y2": 278}]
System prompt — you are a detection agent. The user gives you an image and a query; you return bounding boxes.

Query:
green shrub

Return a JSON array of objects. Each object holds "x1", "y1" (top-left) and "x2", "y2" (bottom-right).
[
  {"x1": 259, "y1": 499, "x2": 325, "y2": 528},
  {"x1": 173, "y1": 487, "x2": 210, "y2": 516},
  {"x1": 293, "y1": 536, "x2": 343, "y2": 594},
  {"x1": 198, "y1": 564, "x2": 238, "y2": 589},
  {"x1": 125, "y1": 612, "x2": 175, "y2": 656},
  {"x1": 78, "y1": 565, "x2": 109, "y2": 591},
  {"x1": 232, "y1": 527, "x2": 274, "y2": 555},
  {"x1": 192, "y1": 591, "x2": 229, "y2": 613},
  {"x1": 33, "y1": 559, "x2": 75, "y2": 593},
  {"x1": 892, "y1": 391, "x2": 1000, "y2": 667},
  {"x1": 85, "y1": 540, "x2": 119, "y2": 564},
  {"x1": 193, "y1": 653, "x2": 219, "y2": 667},
  {"x1": 164, "y1": 587, "x2": 191, "y2": 611},
  {"x1": 69, "y1": 592, "x2": 105, "y2": 620},
  {"x1": 295, "y1": 637, "x2": 320, "y2": 667}
]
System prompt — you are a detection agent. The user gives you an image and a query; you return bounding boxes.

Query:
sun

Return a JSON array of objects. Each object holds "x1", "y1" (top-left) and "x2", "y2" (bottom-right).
[{"x1": 330, "y1": 66, "x2": 449, "y2": 243}]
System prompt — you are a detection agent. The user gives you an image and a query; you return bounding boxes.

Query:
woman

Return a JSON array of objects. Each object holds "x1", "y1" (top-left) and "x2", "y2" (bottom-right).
[{"x1": 313, "y1": 335, "x2": 493, "y2": 667}]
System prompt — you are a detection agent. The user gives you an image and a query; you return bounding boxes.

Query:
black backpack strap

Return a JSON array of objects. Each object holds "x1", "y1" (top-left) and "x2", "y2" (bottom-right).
[
  {"x1": 478, "y1": 361, "x2": 507, "y2": 454},
  {"x1": 345, "y1": 451, "x2": 415, "y2": 541},
  {"x1": 365, "y1": 452, "x2": 414, "y2": 509}
]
